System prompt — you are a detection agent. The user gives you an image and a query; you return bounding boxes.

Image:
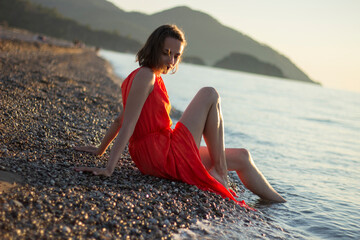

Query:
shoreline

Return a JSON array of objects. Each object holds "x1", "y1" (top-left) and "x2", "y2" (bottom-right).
[{"x1": 0, "y1": 28, "x2": 261, "y2": 239}]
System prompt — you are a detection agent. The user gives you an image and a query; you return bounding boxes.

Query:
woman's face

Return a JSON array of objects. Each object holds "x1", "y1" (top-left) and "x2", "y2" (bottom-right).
[{"x1": 158, "y1": 37, "x2": 184, "y2": 74}]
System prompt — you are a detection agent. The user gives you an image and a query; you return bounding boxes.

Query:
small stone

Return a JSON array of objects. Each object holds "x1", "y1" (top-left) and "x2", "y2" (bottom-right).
[
  {"x1": 3, "y1": 203, "x2": 11, "y2": 211},
  {"x1": 189, "y1": 218, "x2": 197, "y2": 224},
  {"x1": 12, "y1": 200, "x2": 24, "y2": 208},
  {"x1": 62, "y1": 226, "x2": 71, "y2": 234},
  {"x1": 163, "y1": 219, "x2": 170, "y2": 227},
  {"x1": 0, "y1": 147, "x2": 8, "y2": 155},
  {"x1": 148, "y1": 218, "x2": 158, "y2": 225}
]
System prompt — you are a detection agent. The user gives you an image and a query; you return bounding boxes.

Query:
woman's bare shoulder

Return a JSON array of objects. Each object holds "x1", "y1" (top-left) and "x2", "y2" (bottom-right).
[
  {"x1": 135, "y1": 67, "x2": 156, "y2": 83},
  {"x1": 131, "y1": 67, "x2": 156, "y2": 94}
]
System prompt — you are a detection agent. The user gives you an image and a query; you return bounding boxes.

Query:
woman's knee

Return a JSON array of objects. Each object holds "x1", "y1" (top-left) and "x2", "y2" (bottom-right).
[
  {"x1": 239, "y1": 148, "x2": 252, "y2": 164},
  {"x1": 232, "y1": 148, "x2": 253, "y2": 171},
  {"x1": 198, "y1": 87, "x2": 220, "y2": 103}
]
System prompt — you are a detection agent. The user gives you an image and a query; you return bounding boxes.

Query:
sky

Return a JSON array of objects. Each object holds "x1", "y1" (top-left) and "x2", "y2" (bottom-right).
[{"x1": 107, "y1": 0, "x2": 360, "y2": 93}]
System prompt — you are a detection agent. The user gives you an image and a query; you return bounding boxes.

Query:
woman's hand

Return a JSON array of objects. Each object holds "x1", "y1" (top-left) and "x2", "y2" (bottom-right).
[
  {"x1": 74, "y1": 145, "x2": 102, "y2": 156},
  {"x1": 74, "y1": 166, "x2": 112, "y2": 177}
]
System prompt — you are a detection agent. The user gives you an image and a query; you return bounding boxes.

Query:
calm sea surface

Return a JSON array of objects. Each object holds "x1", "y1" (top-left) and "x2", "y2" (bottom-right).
[{"x1": 100, "y1": 50, "x2": 360, "y2": 239}]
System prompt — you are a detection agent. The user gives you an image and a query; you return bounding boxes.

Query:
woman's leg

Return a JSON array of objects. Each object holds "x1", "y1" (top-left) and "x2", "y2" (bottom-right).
[
  {"x1": 179, "y1": 87, "x2": 228, "y2": 188},
  {"x1": 200, "y1": 147, "x2": 286, "y2": 202}
]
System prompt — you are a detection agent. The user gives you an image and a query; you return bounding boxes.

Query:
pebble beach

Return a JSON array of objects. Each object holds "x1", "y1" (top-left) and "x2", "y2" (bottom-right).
[{"x1": 0, "y1": 28, "x2": 265, "y2": 239}]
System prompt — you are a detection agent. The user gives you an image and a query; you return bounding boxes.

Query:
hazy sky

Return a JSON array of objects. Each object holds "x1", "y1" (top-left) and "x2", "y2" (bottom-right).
[{"x1": 107, "y1": 0, "x2": 360, "y2": 93}]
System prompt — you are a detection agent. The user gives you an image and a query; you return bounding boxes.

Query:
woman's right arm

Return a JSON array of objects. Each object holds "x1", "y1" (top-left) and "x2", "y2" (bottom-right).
[
  {"x1": 97, "y1": 109, "x2": 124, "y2": 155},
  {"x1": 74, "y1": 109, "x2": 124, "y2": 155},
  {"x1": 74, "y1": 68, "x2": 156, "y2": 176}
]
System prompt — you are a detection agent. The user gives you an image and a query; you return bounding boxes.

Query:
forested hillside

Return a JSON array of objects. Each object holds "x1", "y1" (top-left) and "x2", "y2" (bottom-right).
[{"x1": 0, "y1": 0, "x2": 141, "y2": 52}]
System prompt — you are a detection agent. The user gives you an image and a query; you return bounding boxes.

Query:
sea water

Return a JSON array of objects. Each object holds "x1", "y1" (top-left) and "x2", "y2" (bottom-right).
[{"x1": 100, "y1": 50, "x2": 360, "y2": 239}]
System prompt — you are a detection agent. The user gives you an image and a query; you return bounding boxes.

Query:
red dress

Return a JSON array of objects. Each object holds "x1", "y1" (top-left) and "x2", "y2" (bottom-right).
[{"x1": 121, "y1": 68, "x2": 252, "y2": 209}]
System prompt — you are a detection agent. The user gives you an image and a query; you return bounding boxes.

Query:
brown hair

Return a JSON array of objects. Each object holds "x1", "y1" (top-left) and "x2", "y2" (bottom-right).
[{"x1": 136, "y1": 25, "x2": 186, "y2": 73}]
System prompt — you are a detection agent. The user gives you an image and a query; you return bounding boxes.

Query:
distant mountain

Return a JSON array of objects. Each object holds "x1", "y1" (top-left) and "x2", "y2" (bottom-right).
[
  {"x1": 183, "y1": 56, "x2": 206, "y2": 66},
  {"x1": 0, "y1": 0, "x2": 141, "y2": 53},
  {"x1": 27, "y1": 0, "x2": 316, "y2": 84},
  {"x1": 215, "y1": 53, "x2": 285, "y2": 78}
]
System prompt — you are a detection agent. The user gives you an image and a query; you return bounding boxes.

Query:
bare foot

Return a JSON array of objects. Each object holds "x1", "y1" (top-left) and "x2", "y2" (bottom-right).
[{"x1": 209, "y1": 168, "x2": 228, "y2": 189}]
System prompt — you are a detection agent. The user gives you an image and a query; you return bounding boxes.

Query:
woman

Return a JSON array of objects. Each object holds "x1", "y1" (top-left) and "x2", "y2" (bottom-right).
[{"x1": 75, "y1": 25, "x2": 285, "y2": 203}]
